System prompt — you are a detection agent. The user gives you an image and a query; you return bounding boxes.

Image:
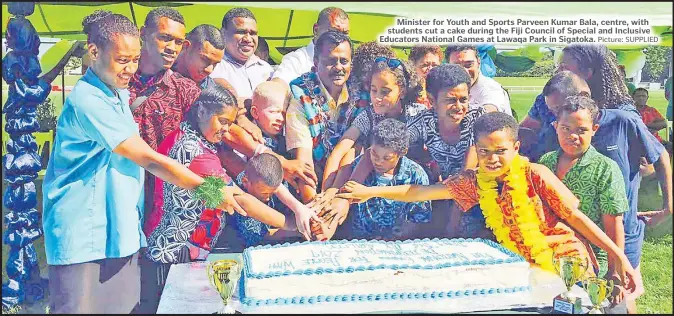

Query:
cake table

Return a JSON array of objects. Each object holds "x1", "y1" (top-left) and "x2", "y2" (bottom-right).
[{"x1": 156, "y1": 252, "x2": 600, "y2": 314}]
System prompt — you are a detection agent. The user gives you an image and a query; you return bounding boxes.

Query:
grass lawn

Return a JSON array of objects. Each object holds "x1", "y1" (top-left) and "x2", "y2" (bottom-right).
[
  {"x1": 1, "y1": 76, "x2": 672, "y2": 313},
  {"x1": 640, "y1": 233, "x2": 673, "y2": 314}
]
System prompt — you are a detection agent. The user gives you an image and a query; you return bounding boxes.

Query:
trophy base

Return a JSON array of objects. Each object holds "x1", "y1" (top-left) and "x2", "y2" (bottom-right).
[{"x1": 552, "y1": 294, "x2": 583, "y2": 314}]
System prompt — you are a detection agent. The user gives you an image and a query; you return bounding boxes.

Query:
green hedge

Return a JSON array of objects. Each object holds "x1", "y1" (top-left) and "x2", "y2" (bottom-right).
[{"x1": 496, "y1": 59, "x2": 556, "y2": 78}]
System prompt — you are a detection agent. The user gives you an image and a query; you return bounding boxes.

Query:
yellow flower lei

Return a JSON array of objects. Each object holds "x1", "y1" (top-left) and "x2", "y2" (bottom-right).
[{"x1": 476, "y1": 155, "x2": 555, "y2": 272}]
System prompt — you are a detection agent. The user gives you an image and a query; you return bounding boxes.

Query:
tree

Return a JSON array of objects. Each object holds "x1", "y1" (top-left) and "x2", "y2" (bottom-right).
[
  {"x1": 36, "y1": 97, "x2": 57, "y2": 132},
  {"x1": 64, "y1": 56, "x2": 82, "y2": 74},
  {"x1": 643, "y1": 46, "x2": 672, "y2": 83},
  {"x1": 495, "y1": 51, "x2": 556, "y2": 77}
]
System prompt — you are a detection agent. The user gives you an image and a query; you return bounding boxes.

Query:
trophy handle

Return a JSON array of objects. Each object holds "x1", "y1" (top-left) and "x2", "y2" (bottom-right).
[
  {"x1": 553, "y1": 258, "x2": 560, "y2": 274},
  {"x1": 605, "y1": 279, "x2": 615, "y2": 303},
  {"x1": 582, "y1": 278, "x2": 590, "y2": 293},
  {"x1": 207, "y1": 262, "x2": 218, "y2": 289},
  {"x1": 573, "y1": 257, "x2": 590, "y2": 283}
]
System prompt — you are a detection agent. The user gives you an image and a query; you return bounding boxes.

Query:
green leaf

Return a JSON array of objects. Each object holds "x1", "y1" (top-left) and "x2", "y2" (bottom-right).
[
  {"x1": 39, "y1": 39, "x2": 77, "y2": 77},
  {"x1": 194, "y1": 176, "x2": 227, "y2": 209}
]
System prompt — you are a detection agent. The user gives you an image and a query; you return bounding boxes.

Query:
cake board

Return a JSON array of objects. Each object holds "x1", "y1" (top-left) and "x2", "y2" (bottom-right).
[{"x1": 230, "y1": 265, "x2": 591, "y2": 314}]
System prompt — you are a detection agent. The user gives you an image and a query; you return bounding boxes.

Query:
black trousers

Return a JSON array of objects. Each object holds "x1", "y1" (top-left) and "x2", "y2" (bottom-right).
[{"x1": 137, "y1": 246, "x2": 190, "y2": 314}]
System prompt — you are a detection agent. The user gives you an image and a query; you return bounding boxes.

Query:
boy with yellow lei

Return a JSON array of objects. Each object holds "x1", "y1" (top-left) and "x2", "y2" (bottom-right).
[{"x1": 338, "y1": 112, "x2": 638, "y2": 291}]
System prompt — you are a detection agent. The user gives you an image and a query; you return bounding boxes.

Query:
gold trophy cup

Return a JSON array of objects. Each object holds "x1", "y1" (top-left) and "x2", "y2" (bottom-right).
[
  {"x1": 207, "y1": 260, "x2": 241, "y2": 314},
  {"x1": 582, "y1": 277, "x2": 614, "y2": 314},
  {"x1": 552, "y1": 255, "x2": 589, "y2": 314}
]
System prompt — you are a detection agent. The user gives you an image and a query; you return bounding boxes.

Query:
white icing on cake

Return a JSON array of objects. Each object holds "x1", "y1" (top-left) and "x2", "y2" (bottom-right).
[{"x1": 241, "y1": 238, "x2": 531, "y2": 309}]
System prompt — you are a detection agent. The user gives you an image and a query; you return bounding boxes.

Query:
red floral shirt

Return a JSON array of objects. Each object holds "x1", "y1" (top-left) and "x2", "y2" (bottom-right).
[
  {"x1": 129, "y1": 69, "x2": 201, "y2": 150},
  {"x1": 444, "y1": 162, "x2": 596, "y2": 275},
  {"x1": 638, "y1": 105, "x2": 664, "y2": 142}
]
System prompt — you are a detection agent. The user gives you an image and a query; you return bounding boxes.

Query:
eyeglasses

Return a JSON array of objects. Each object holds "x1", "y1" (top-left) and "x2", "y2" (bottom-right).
[{"x1": 374, "y1": 56, "x2": 409, "y2": 85}]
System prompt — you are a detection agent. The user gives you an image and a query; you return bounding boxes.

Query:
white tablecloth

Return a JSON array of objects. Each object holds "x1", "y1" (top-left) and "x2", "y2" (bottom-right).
[{"x1": 157, "y1": 256, "x2": 594, "y2": 314}]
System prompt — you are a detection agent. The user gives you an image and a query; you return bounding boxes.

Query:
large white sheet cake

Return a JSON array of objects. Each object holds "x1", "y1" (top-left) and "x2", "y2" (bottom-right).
[{"x1": 236, "y1": 238, "x2": 532, "y2": 313}]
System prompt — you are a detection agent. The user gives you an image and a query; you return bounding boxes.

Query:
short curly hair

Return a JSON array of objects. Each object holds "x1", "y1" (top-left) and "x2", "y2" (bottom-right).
[
  {"x1": 473, "y1": 112, "x2": 519, "y2": 143},
  {"x1": 542, "y1": 70, "x2": 590, "y2": 99},
  {"x1": 425, "y1": 64, "x2": 471, "y2": 101},
  {"x1": 369, "y1": 58, "x2": 422, "y2": 109},
  {"x1": 144, "y1": 7, "x2": 185, "y2": 30},
  {"x1": 187, "y1": 24, "x2": 225, "y2": 50},
  {"x1": 444, "y1": 45, "x2": 479, "y2": 63},
  {"x1": 314, "y1": 30, "x2": 353, "y2": 61},
  {"x1": 371, "y1": 118, "x2": 409, "y2": 155},
  {"x1": 408, "y1": 44, "x2": 443, "y2": 64},
  {"x1": 245, "y1": 153, "x2": 283, "y2": 188},
  {"x1": 317, "y1": 7, "x2": 349, "y2": 26},
  {"x1": 555, "y1": 95, "x2": 600, "y2": 123},
  {"x1": 222, "y1": 8, "x2": 256, "y2": 30},
  {"x1": 348, "y1": 41, "x2": 395, "y2": 92},
  {"x1": 82, "y1": 10, "x2": 139, "y2": 50}
]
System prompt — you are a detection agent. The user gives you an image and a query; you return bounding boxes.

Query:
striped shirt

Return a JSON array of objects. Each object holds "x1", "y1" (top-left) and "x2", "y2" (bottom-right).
[{"x1": 407, "y1": 108, "x2": 485, "y2": 178}]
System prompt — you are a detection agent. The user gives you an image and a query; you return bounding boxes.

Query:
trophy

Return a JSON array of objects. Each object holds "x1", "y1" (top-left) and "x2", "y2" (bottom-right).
[
  {"x1": 207, "y1": 260, "x2": 241, "y2": 314},
  {"x1": 552, "y1": 255, "x2": 589, "y2": 314},
  {"x1": 582, "y1": 277, "x2": 614, "y2": 314}
]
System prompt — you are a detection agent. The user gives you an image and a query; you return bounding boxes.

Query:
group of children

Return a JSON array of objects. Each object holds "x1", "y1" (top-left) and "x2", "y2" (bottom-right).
[
  {"x1": 215, "y1": 69, "x2": 669, "y2": 314},
  {"x1": 198, "y1": 56, "x2": 665, "y2": 311},
  {"x1": 38, "y1": 6, "x2": 672, "y2": 314}
]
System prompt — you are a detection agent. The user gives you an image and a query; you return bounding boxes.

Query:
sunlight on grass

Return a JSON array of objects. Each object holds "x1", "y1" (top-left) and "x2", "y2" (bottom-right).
[{"x1": 638, "y1": 234, "x2": 673, "y2": 314}]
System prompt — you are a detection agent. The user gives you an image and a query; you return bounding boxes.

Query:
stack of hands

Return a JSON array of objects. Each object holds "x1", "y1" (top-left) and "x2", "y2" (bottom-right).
[{"x1": 213, "y1": 178, "x2": 356, "y2": 242}]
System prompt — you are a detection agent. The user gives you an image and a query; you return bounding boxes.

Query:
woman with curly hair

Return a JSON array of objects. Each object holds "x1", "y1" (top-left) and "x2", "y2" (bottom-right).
[
  {"x1": 408, "y1": 44, "x2": 443, "y2": 109},
  {"x1": 559, "y1": 44, "x2": 634, "y2": 109},
  {"x1": 42, "y1": 10, "x2": 246, "y2": 313}
]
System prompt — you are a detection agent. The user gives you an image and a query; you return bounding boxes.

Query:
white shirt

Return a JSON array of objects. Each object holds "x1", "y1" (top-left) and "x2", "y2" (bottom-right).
[
  {"x1": 209, "y1": 52, "x2": 273, "y2": 99},
  {"x1": 469, "y1": 75, "x2": 512, "y2": 116},
  {"x1": 271, "y1": 41, "x2": 315, "y2": 85}
]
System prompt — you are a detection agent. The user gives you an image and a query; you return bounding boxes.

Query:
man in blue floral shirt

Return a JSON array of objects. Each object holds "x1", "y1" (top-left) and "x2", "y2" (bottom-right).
[
  {"x1": 285, "y1": 31, "x2": 357, "y2": 202},
  {"x1": 343, "y1": 119, "x2": 432, "y2": 240}
]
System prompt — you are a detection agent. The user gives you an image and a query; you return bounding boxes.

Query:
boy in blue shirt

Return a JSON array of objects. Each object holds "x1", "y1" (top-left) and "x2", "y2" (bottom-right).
[
  {"x1": 229, "y1": 153, "x2": 304, "y2": 247},
  {"x1": 342, "y1": 119, "x2": 432, "y2": 240}
]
